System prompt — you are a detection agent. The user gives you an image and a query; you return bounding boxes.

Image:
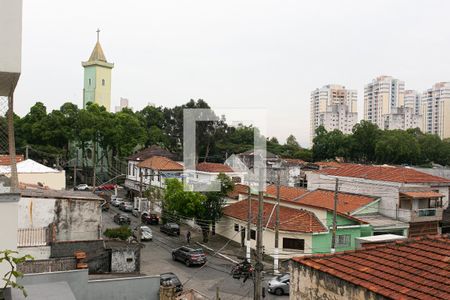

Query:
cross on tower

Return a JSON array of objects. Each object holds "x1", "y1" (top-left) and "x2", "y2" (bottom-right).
[{"x1": 96, "y1": 28, "x2": 100, "y2": 42}]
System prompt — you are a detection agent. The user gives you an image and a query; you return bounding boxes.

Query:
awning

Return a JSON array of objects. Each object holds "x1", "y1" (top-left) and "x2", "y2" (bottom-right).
[{"x1": 400, "y1": 191, "x2": 444, "y2": 198}]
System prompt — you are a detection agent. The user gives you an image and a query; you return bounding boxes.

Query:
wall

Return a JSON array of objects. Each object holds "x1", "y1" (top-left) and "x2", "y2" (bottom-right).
[
  {"x1": 17, "y1": 257, "x2": 76, "y2": 274},
  {"x1": 87, "y1": 275, "x2": 160, "y2": 300},
  {"x1": 290, "y1": 261, "x2": 387, "y2": 300},
  {"x1": 111, "y1": 249, "x2": 137, "y2": 273},
  {"x1": 18, "y1": 197, "x2": 101, "y2": 241},
  {"x1": 18, "y1": 171, "x2": 66, "y2": 190},
  {"x1": 0, "y1": 192, "x2": 19, "y2": 276},
  {"x1": 17, "y1": 245, "x2": 51, "y2": 260}
]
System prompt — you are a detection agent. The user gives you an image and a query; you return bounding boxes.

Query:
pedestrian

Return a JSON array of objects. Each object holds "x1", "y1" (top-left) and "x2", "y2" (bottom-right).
[{"x1": 186, "y1": 231, "x2": 191, "y2": 244}]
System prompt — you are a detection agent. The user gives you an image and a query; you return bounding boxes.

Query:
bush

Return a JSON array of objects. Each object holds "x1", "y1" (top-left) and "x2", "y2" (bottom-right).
[{"x1": 103, "y1": 226, "x2": 132, "y2": 240}]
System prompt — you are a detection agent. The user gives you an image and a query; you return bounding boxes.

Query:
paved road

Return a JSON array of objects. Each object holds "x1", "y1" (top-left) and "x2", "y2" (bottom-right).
[{"x1": 103, "y1": 206, "x2": 289, "y2": 300}]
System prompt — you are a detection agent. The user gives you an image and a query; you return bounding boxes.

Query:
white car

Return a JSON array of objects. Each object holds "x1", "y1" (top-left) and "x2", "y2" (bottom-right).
[
  {"x1": 111, "y1": 199, "x2": 124, "y2": 207},
  {"x1": 132, "y1": 208, "x2": 139, "y2": 218},
  {"x1": 75, "y1": 184, "x2": 90, "y2": 191},
  {"x1": 133, "y1": 226, "x2": 153, "y2": 241}
]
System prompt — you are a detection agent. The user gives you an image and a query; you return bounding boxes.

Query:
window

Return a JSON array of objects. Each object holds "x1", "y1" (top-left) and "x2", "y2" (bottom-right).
[
  {"x1": 102, "y1": 79, "x2": 105, "y2": 86},
  {"x1": 282, "y1": 238, "x2": 304, "y2": 250},
  {"x1": 336, "y1": 234, "x2": 351, "y2": 247},
  {"x1": 250, "y1": 229, "x2": 256, "y2": 240},
  {"x1": 234, "y1": 223, "x2": 240, "y2": 232},
  {"x1": 88, "y1": 78, "x2": 91, "y2": 86}
]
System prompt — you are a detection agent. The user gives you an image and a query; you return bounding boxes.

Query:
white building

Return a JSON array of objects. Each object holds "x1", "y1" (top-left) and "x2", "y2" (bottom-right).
[
  {"x1": 115, "y1": 97, "x2": 131, "y2": 113},
  {"x1": 382, "y1": 106, "x2": 422, "y2": 131},
  {"x1": 0, "y1": 159, "x2": 66, "y2": 190},
  {"x1": 421, "y1": 82, "x2": 450, "y2": 139},
  {"x1": 404, "y1": 89, "x2": 422, "y2": 115},
  {"x1": 364, "y1": 76, "x2": 405, "y2": 129},
  {"x1": 310, "y1": 84, "x2": 357, "y2": 141}
]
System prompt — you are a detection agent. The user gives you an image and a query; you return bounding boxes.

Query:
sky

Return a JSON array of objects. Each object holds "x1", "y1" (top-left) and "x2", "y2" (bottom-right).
[{"x1": 15, "y1": 0, "x2": 450, "y2": 147}]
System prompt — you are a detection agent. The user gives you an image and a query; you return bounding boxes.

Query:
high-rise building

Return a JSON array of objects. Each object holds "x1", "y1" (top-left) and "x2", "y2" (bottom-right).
[
  {"x1": 115, "y1": 97, "x2": 130, "y2": 112},
  {"x1": 364, "y1": 76, "x2": 405, "y2": 129},
  {"x1": 82, "y1": 30, "x2": 114, "y2": 111},
  {"x1": 310, "y1": 84, "x2": 357, "y2": 141},
  {"x1": 383, "y1": 107, "x2": 422, "y2": 131},
  {"x1": 422, "y1": 82, "x2": 450, "y2": 139},
  {"x1": 404, "y1": 90, "x2": 422, "y2": 115}
]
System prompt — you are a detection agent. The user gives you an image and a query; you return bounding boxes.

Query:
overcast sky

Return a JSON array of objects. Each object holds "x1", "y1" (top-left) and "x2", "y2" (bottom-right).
[{"x1": 15, "y1": 0, "x2": 450, "y2": 147}]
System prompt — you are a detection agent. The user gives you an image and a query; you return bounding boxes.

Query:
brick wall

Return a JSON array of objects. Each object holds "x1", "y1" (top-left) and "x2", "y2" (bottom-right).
[{"x1": 18, "y1": 257, "x2": 76, "y2": 274}]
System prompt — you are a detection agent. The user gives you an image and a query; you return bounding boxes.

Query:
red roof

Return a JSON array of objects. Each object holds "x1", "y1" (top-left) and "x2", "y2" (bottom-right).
[
  {"x1": 0, "y1": 154, "x2": 24, "y2": 165},
  {"x1": 227, "y1": 184, "x2": 249, "y2": 199},
  {"x1": 400, "y1": 191, "x2": 444, "y2": 198},
  {"x1": 137, "y1": 156, "x2": 183, "y2": 171},
  {"x1": 282, "y1": 158, "x2": 305, "y2": 166},
  {"x1": 265, "y1": 184, "x2": 308, "y2": 201},
  {"x1": 223, "y1": 199, "x2": 327, "y2": 233},
  {"x1": 197, "y1": 162, "x2": 234, "y2": 173},
  {"x1": 318, "y1": 164, "x2": 450, "y2": 184},
  {"x1": 294, "y1": 189, "x2": 377, "y2": 214},
  {"x1": 292, "y1": 235, "x2": 450, "y2": 300}
]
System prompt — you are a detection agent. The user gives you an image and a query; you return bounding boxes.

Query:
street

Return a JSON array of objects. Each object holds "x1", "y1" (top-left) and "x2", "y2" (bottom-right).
[{"x1": 103, "y1": 206, "x2": 289, "y2": 300}]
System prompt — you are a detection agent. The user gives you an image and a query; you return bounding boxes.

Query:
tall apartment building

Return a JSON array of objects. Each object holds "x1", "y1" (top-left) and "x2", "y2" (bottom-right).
[
  {"x1": 310, "y1": 84, "x2": 357, "y2": 141},
  {"x1": 404, "y1": 90, "x2": 422, "y2": 115},
  {"x1": 383, "y1": 107, "x2": 422, "y2": 131},
  {"x1": 364, "y1": 76, "x2": 405, "y2": 129},
  {"x1": 422, "y1": 82, "x2": 450, "y2": 139}
]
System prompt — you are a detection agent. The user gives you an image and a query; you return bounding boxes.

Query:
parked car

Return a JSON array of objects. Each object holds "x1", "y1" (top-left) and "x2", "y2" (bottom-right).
[
  {"x1": 74, "y1": 184, "x2": 90, "y2": 191},
  {"x1": 133, "y1": 226, "x2": 153, "y2": 241},
  {"x1": 96, "y1": 184, "x2": 116, "y2": 191},
  {"x1": 111, "y1": 198, "x2": 124, "y2": 207},
  {"x1": 172, "y1": 246, "x2": 207, "y2": 267},
  {"x1": 141, "y1": 212, "x2": 159, "y2": 225},
  {"x1": 267, "y1": 273, "x2": 290, "y2": 296},
  {"x1": 122, "y1": 203, "x2": 133, "y2": 212},
  {"x1": 160, "y1": 272, "x2": 183, "y2": 292},
  {"x1": 113, "y1": 213, "x2": 131, "y2": 225},
  {"x1": 160, "y1": 223, "x2": 180, "y2": 236}
]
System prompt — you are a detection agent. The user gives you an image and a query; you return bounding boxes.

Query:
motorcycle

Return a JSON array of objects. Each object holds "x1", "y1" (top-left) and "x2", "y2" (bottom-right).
[{"x1": 231, "y1": 261, "x2": 255, "y2": 282}]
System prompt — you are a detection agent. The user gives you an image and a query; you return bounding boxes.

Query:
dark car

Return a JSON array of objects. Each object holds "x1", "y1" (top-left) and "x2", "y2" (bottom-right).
[
  {"x1": 141, "y1": 212, "x2": 159, "y2": 225},
  {"x1": 113, "y1": 213, "x2": 131, "y2": 225},
  {"x1": 160, "y1": 272, "x2": 183, "y2": 292},
  {"x1": 160, "y1": 223, "x2": 180, "y2": 236},
  {"x1": 172, "y1": 246, "x2": 207, "y2": 267}
]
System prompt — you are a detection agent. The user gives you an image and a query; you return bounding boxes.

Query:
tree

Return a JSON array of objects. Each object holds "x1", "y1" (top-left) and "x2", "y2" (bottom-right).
[
  {"x1": 375, "y1": 130, "x2": 421, "y2": 165},
  {"x1": 350, "y1": 120, "x2": 381, "y2": 163},
  {"x1": 286, "y1": 134, "x2": 300, "y2": 148},
  {"x1": 0, "y1": 250, "x2": 33, "y2": 297}
]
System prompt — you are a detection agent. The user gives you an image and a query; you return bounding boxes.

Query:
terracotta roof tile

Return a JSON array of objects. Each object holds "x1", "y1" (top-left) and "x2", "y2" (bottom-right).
[
  {"x1": 137, "y1": 156, "x2": 183, "y2": 171},
  {"x1": 292, "y1": 235, "x2": 450, "y2": 300},
  {"x1": 223, "y1": 199, "x2": 327, "y2": 233},
  {"x1": 318, "y1": 164, "x2": 450, "y2": 184},
  {"x1": 127, "y1": 145, "x2": 177, "y2": 161},
  {"x1": 227, "y1": 184, "x2": 249, "y2": 199},
  {"x1": 0, "y1": 154, "x2": 24, "y2": 165},
  {"x1": 400, "y1": 191, "x2": 444, "y2": 198},
  {"x1": 196, "y1": 162, "x2": 234, "y2": 173},
  {"x1": 265, "y1": 184, "x2": 308, "y2": 201}
]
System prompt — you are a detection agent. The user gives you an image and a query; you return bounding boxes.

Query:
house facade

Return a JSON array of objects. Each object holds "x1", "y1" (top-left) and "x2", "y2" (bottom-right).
[{"x1": 308, "y1": 164, "x2": 450, "y2": 237}]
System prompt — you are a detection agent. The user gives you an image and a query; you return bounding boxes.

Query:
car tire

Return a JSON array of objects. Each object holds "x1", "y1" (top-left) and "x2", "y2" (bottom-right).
[
  {"x1": 274, "y1": 288, "x2": 284, "y2": 296},
  {"x1": 185, "y1": 260, "x2": 190, "y2": 267}
]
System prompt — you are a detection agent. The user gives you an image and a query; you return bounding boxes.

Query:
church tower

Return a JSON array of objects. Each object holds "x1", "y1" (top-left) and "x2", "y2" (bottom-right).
[{"x1": 82, "y1": 29, "x2": 114, "y2": 111}]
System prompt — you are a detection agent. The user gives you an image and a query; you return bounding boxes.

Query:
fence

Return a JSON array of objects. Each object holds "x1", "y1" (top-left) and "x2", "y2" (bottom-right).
[{"x1": 17, "y1": 227, "x2": 49, "y2": 247}]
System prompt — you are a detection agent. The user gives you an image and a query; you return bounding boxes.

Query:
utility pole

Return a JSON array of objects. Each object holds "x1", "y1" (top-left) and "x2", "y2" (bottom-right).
[
  {"x1": 73, "y1": 152, "x2": 78, "y2": 188},
  {"x1": 246, "y1": 185, "x2": 252, "y2": 262},
  {"x1": 138, "y1": 167, "x2": 143, "y2": 243},
  {"x1": 216, "y1": 286, "x2": 220, "y2": 300},
  {"x1": 25, "y1": 145, "x2": 29, "y2": 160},
  {"x1": 92, "y1": 140, "x2": 96, "y2": 190},
  {"x1": 274, "y1": 168, "x2": 281, "y2": 274},
  {"x1": 331, "y1": 177, "x2": 339, "y2": 254},
  {"x1": 254, "y1": 189, "x2": 264, "y2": 300}
]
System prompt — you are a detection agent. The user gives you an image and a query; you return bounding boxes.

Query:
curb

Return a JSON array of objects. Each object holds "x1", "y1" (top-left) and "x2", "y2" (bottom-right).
[{"x1": 196, "y1": 242, "x2": 239, "y2": 264}]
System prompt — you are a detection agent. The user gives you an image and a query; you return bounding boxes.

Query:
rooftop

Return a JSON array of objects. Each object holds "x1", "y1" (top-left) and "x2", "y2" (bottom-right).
[
  {"x1": 265, "y1": 184, "x2": 308, "y2": 201},
  {"x1": 292, "y1": 235, "x2": 450, "y2": 300},
  {"x1": 227, "y1": 183, "x2": 249, "y2": 199},
  {"x1": 20, "y1": 189, "x2": 103, "y2": 201},
  {"x1": 196, "y1": 162, "x2": 234, "y2": 173},
  {"x1": 356, "y1": 213, "x2": 409, "y2": 230},
  {"x1": 0, "y1": 154, "x2": 24, "y2": 165},
  {"x1": 137, "y1": 156, "x2": 183, "y2": 171},
  {"x1": 223, "y1": 199, "x2": 327, "y2": 233},
  {"x1": 0, "y1": 159, "x2": 61, "y2": 174},
  {"x1": 318, "y1": 164, "x2": 450, "y2": 184},
  {"x1": 127, "y1": 145, "x2": 177, "y2": 161}
]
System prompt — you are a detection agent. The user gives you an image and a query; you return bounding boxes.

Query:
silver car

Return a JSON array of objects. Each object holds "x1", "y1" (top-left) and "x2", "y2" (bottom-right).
[{"x1": 267, "y1": 273, "x2": 290, "y2": 296}]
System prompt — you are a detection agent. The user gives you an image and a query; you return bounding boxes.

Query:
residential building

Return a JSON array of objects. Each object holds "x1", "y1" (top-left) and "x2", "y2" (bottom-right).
[
  {"x1": 218, "y1": 187, "x2": 372, "y2": 257},
  {"x1": 290, "y1": 235, "x2": 450, "y2": 300},
  {"x1": 125, "y1": 145, "x2": 178, "y2": 197},
  {"x1": 310, "y1": 84, "x2": 357, "y2": 141},
  {"x1": 186, "y1": 162, "x2": 246, "y2": 189},
  {"x1": 421, "y1": 82, "x2": 450, "y2": 139},
  {"x1": 404, "y1": 89, "x2": 422, "y2": 115},
  {"x1": 308, "y1": 164, "x2": 450, "y2": 237},
  {"x1": 0, "y1": 159, "x2": 66, "y2": 190},
  {"x1": 364, "y1": 76, "x2": 405, "y2": 129},
  {"x1": 382, "y1": 106, "x2": 422, "y2": 131},
  {"x1": 115, "y1": 97, "x2": 130, "y2": 112},
  {"x1": 82, "y1": 30, "x2": 114, "y2": 111},
  {"x1": 137, "y1": 155, "x2": 184, "y2": 189}
]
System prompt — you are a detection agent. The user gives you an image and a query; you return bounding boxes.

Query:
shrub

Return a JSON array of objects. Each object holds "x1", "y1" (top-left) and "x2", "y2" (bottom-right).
[{"x1": 103, "y1": 226, "x2": 132, "y2": 240}]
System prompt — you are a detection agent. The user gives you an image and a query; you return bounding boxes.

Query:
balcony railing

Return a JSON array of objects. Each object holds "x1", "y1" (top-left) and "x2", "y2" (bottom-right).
[{"x1": 397, "y1": 207, "x2": 443, "y2": 222}]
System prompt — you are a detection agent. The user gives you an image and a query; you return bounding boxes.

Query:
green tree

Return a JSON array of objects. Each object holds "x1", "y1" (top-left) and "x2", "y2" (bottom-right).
[
  {"x1": 375, "y1": 130, "x2": 421, "y2": 164},
  {"x1": 350, "y1": 120, "x2": 381, "y2": 163}
]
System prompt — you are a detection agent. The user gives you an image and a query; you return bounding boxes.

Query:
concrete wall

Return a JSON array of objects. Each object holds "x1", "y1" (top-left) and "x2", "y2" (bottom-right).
[
  {"x1": 111, "y1": 249, "x2": 137, "y2": 273},
  {"x1": 18, "y1": 245, "x2": 51, "y2": 260},
  {"x1": 87, "y1": 275, "x2": 160, "y2": 300},
  {"x1": 0, "y1": 193, "x2": 19, "y2": 276},
  {"x1": 290, "y1": 261, "x2": 388, "y2": 300},
  {"x1": 18, "y1": 171, "x2": 66, "y2": 190},
  {"x1": 18, "y1": 197, "x2": 101, "y2": 241},
  {"x1": 17, "y1": 257, "x2": 76, "y2": 274}
]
